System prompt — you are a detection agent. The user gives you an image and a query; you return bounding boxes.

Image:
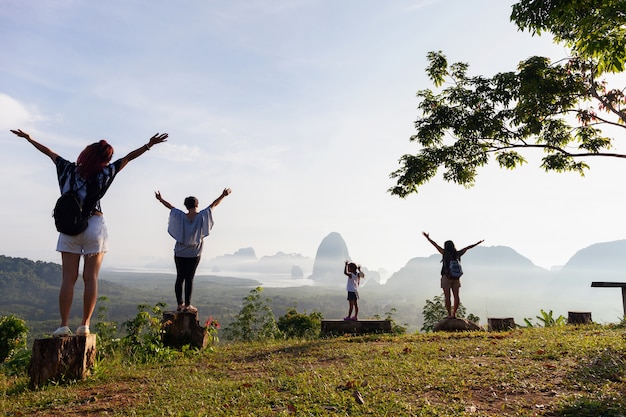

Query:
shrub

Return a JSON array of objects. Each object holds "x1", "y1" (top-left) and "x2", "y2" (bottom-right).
[
  {"x1": 120, "y1": 302, "x2": 176, "y2": 363},
  {"x1": 524, "y1": 309, "x2": 566, "y2": 327},
  {"x1": 0, "y1": 315, "x2": 28, "y2": 362},
  {"x1": 223, "y1": 287, "x2": 282, "y2": 342},
  {"x1": 421, "y1": 294, "x2": 480, "y2": 332},
  {"x1": 277, "y1": 308, "x2": 322, "y2": 339}
]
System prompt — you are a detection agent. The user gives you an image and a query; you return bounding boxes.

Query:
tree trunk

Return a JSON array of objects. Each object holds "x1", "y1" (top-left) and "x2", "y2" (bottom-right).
[
  {"x1": 162, "y1": 311, "x2": 208, "y2": 349},
  {"x1": 28, "y1": 334, "x2": 97, "y2": 388}
]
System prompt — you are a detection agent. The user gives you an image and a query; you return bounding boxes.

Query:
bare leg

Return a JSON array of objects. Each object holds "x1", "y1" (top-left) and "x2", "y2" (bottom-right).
[
  {"x1": 347, "y1": 301, "x2": 354, "y2": 318},
  {"x1": 81, "y1": 253, "x2": 104, "y2": 326},
  {"x1": 451, "y1": 286, "x2": 460, "y2": 318},
  {"x1": 353, "y1": 300, "x2": 359, "y2": 320},
  {"x1": 442, "y1": 287, "x2": 452, "y2": 318},
  {"x1": 60, "y1": 253, "x2": 81, "y2": 327}
]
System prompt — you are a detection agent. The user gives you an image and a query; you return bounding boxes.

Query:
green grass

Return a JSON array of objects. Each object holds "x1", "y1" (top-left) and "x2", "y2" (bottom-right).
[{"x1": 2, "y1": 325, "x2": 626, "y2": 416}]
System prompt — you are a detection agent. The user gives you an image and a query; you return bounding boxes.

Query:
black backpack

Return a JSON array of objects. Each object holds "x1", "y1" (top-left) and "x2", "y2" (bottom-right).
[
  {"x1": 53, "y1": 171, "x2": 108, "y2": 235},
  {"x1": 53, "y1": 191, "x2": 89, "y2": 235}
]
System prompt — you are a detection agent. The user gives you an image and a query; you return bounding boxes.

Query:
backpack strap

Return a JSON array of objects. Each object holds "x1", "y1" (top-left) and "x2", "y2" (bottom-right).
[{"x1": 81, "y1": 176, "x2": 112, "y2": 217}]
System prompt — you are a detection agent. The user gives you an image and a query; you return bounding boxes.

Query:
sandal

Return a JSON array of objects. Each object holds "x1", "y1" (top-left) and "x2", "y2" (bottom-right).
[{"x1": 176, "y1": 304, "x2": 185, "y2": 312}]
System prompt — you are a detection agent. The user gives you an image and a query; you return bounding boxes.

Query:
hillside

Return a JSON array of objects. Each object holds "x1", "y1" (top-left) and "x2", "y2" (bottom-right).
[
  {"x1": 1, "y1": 326, "x2": 625, "y2": 416},
  {"x1": 3, "y1": 238, "x2": 626, "y2": 338}
]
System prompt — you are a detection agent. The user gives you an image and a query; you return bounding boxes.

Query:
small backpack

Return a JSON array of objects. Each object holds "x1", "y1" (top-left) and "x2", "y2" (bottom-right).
[
  {"x1": 53, "y1": 191, "x2": 89, "y2": 235},
  {"x1": 53, "y1": 171, "x2": 108, "y2": 236},
  {"x1": 448, "y1": 259, "x2": 463, "y2": 279}
]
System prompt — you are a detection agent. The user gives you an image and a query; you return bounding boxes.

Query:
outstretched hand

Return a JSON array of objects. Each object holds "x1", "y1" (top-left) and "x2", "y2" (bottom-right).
[
  {"x1": 155, "y1": 191, "x2": 163, "y2": 201},
  {"x1": 222, "y1": 188, "x2": 232, "y2": 197},
  {"x1": 147, "y1": 133, "x2": 168, "y2": 148},
  {"x1": 10, "y1": 129, "x2": 31, "y2": 140}
]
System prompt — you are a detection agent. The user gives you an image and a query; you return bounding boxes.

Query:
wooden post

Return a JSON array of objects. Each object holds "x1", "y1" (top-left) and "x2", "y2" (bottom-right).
[
  {"x1": 162, "y1": 311, "x2": 208, "y2": 349},
  {"x1": 488, "y1": 317, "x2": 516, "y2": 331},
  {"x1": 591, "y1": 282, "x2": 626, "y2": 318},
  {"x1": 28, "y1": 334, "x2": 97, "y2": 388},
  {"x1": 568, "y1": 311, "x2": 592, "y2": 324}
]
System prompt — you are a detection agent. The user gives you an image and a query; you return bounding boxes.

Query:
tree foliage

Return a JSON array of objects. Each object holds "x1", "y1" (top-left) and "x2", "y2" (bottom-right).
[
  {"x1": 0, "y1": 315, "x2": 28, "y2": 362},
  {"x1": 223, "y1": 287, "x2": 283, "y2": 342},
  {"x1": 512, "y1": 0, "x2": 626, "y2": 73},
  {"x1": 277, "y1": 307, "x2": 322, "y2": 339},
  {"x1": 421, "y1": 295, "x2": 467, "y2": 332},
  {"x1": 390, "y1": 1, "x2": 626, "y2": 197}
]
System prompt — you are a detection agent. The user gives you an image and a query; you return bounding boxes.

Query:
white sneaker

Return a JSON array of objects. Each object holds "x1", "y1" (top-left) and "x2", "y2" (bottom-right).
[
  {"x1": 76, "y1": 325, "x2": 90, "y2": 336},
  {"x1": 53, "y1": 326, "x2": 72, "y2": 337}
]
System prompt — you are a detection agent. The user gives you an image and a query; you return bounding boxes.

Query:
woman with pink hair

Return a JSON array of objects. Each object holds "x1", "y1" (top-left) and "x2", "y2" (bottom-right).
[{"x1": 10, "y1": 129, "x2": 168, "y2": 337}]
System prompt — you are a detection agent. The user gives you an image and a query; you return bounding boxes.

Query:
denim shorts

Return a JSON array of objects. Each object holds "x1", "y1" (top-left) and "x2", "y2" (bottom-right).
[{"x1": 56, "y1": 215, "x2": 108, "y2": 255}]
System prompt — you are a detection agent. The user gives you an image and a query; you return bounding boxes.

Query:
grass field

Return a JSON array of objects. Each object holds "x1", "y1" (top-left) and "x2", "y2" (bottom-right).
[{"x1": 2, "y1": 325, "x2": 626, "y2": 416}]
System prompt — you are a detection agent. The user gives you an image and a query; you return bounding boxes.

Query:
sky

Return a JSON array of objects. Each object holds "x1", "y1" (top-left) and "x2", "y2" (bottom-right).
[{"x1": 2, "y1": 0, "x2": 625, "y2": 279}]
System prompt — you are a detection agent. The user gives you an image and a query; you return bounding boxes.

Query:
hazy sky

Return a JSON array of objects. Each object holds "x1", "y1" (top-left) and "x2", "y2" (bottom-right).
[{"x1": 2, "y1": 0, "x2": 625, "y2": 277}]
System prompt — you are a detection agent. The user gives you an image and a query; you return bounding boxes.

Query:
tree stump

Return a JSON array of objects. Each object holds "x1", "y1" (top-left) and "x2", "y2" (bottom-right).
[
  {"x1": 28, "y1": 334, "x2": 97, "y2": 388},
  {"x1": 433, "y1": 318, "x2": 482, "y2": 332},
  {"x1": 162, "y1": 311, "x2": 208, "y2": 349},
  {"x1": 568, "y1": 311, "x2": 592, "y2": 324},
  {"x1": 488, "y1": 317, "x2": 516, "y2": 331}
]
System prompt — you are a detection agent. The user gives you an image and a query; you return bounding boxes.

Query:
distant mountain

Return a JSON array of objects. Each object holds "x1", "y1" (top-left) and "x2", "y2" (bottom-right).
[
  {"x1": 308, "y1": 232, "x2": 351, "y2": 284},
  {"x1": 561, "y1": 239, "x2": 626, "y2": 273},
  {"x1": 305, "y1": 232, "x2": 381, "y2": 285},
  {"x1": 6, "y1": 236, "x2": 626, "y2": 329},
  {"x1": 205, "y1": 247, "x2": 313, "y2": 279}
]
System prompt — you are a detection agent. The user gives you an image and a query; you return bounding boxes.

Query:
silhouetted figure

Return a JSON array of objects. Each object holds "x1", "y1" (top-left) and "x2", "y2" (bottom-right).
[
  {"x1": 422, "y1": 232, "x2": 483, "y2": 318},
  {"x1": 343, "y1": 261, "x2": 364, "y2": 321}
]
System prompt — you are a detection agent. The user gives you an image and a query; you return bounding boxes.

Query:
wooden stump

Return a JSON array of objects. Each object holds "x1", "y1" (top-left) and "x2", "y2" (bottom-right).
[
  {"x1": 320, "y1": 320, "x2": 392, "y2": 336},
  {"x1": 488, "y1": 317, "x2": 516, "y2": 331},
  {"x1": 162, "y1": 311, "x2": 208, "y2": 349},
  {"x1": 433, "y1": 318, "x2": 482, "y2": 332},
  {"x1": 568, "y1": 311, "x2": 592, "y2": 324},
  {"x1": 28, "y1": 334, "x2": 97, "y2": 388}
]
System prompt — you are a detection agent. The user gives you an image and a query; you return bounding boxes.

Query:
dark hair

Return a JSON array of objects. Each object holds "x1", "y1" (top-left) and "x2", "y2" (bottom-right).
[
  {"x1": 184, "y1": 196, "x2": 198, "y2": 209},
  {"x1": 443, "y1": 240, "x2": 459, "y2": 264},
  {"x1": 76, "y1": 140, "x2": 114, "y2": 179}
]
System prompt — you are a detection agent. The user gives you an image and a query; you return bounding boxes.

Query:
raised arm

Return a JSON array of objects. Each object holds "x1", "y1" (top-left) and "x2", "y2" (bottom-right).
[
  {"x1": 422, "y1": 231, "x2": 444, "y2": 255},
  {"x1": 344, "y1": 261, "x2": 350, "y2": 277},
  {"x1": 459, "y1": 239, "x2": 484, "y2": 255},
  {"x1": 209, "y1": 188, "x2": 232, "y2": 209},
  {"x1": 119, "y1": 133, "x2": 168, "y2": 171},
  {"x1": 155, "y1": 191, "x2": 174, "y2": 210},
  {"x1": 10, "y1": 129, "x2": 58, "y2": 162}
]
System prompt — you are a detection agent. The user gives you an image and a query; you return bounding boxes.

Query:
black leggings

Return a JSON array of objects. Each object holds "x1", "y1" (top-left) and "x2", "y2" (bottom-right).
[{"x1": 174, "y1": 256, "x2": 201, "y2": 306}]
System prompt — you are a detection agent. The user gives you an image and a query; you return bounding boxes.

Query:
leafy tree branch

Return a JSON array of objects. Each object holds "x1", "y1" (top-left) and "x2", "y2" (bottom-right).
[{"x1": 390, "y1": 1, "x2": 626, "y2": 197}]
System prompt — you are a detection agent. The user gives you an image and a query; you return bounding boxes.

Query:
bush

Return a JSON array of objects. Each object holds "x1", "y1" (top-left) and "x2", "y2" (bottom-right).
[
  {"x1": 277, "y1": 308, "x2": 322, "y2": 339},
  {"x1": 223, "y1": 287, "x2": 282, "y2": 342},
  {"x1": 120, "y1": 302, "x2": 176, "y2": 363},
  {"x1": 524, "y1": 309, "x2": 566, "y2": 327},
  {"x1": 421, "y1": 294, "x2": 480, "y2": 332},
  {"x1": 0, "y1": 315, "x2": 28, "y2": 362}
]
